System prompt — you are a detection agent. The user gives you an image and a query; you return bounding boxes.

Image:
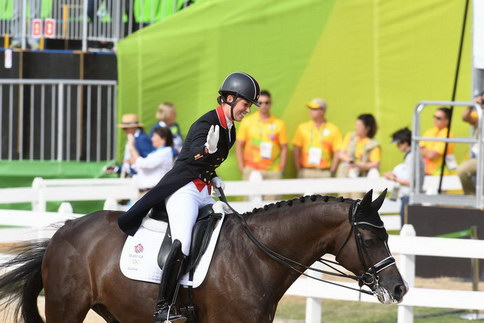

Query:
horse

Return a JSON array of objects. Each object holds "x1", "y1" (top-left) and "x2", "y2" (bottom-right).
[{"x1": 0, "y1": 189, "x2": 407, "y2": 323}]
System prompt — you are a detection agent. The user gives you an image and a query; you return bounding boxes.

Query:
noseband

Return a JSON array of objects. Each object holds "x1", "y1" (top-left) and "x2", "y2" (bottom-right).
[{"x1": 335, "y1": 200, "x2": 396, "y2": 290}]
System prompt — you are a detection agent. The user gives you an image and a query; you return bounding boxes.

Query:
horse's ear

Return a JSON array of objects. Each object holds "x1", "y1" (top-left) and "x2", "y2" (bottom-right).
[
  {"x1": 371, "y1": 188, "x2": 387, "y2": 211},
  {"x1": 360, "y1": 189, "x2": 373, "y2": 209}
]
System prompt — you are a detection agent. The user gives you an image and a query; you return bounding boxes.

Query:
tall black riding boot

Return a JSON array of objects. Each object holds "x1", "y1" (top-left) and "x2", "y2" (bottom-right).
[{"x1": 154, "y1": 239, "x2": 187, "y2": 323}]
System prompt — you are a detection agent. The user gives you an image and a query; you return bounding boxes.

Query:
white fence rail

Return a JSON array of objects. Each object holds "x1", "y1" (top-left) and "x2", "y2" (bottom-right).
[
  {"x1": 0, "y1": 175, "x2": 464, "y2": 233},
  {"x1": 287, "y1": 224, "x2": 484, "y2": 323},
  {"x1": 0, "y1": 176, "x2": 403, "y2": 246}
]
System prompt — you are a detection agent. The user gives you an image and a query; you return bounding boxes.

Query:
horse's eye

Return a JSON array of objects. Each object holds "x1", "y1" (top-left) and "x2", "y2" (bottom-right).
[{"x1": 364, "y1": 238, "x2": 377, "y2": 248}]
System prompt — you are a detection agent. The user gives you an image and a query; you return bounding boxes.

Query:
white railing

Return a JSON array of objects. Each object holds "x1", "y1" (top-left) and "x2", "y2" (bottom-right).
[
  {"x1": 287, "y1": 224, "x2": 484, "y2": 323},
  {"x1": 0, "y1": 206, "x2": 82, "y2": 243},
  {"x1": 0, "y1": 176, "x2": 403, "y2": 245},
  {"x1": 0, "y1": 175, "x2": 464, "y2": 233}
]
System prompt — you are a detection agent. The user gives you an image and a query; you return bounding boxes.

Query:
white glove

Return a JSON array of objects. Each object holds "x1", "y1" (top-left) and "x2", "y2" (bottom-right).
[
  {"x1": 211, "y1": 176, "x2": 225, "y2": 197},
  {"x1": 205, "y1": 125, "x2": 219, "y2": 154},
  {"x1": 212, "y1": 201, "x2": 231, "y2": 215}
]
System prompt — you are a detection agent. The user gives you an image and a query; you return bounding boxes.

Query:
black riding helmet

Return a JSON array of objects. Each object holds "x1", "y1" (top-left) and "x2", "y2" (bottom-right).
[{"x1": 219, "y1": 72, "x2": 261, "y2": 120}]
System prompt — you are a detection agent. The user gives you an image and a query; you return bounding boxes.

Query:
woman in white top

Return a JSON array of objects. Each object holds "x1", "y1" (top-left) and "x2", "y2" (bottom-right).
[{"x1": 127, "y1": 127, "x2": 175, "y2": 195}]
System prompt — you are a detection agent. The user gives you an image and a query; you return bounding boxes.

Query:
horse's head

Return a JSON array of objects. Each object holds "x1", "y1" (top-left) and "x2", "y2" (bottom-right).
[{"x1": 334, "y1": 189, "x2": 407, "y2": 304}]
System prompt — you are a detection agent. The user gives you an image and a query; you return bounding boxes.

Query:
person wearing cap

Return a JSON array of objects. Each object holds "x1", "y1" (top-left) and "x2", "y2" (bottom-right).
[
  {"x1": 291, "y1": 98, "x2": 342, "y2": 178},
  {"x1": 236, "y1": 90, "x2": 287, "y2": 199},
  {"x1": 106, "y1": 114, "x2": 153, "y2": 177},
  {"x1": 384, "y1": 127, "x2": 424, "y2": 225},
  {"x1": 118, "y1": 72, "x2": 261, "y2": 323}
]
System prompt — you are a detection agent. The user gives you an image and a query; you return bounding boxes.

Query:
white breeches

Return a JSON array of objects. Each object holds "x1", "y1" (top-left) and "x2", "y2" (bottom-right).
[{"x1": 165, "y1": 182, "x2": 215, "y2": 256}]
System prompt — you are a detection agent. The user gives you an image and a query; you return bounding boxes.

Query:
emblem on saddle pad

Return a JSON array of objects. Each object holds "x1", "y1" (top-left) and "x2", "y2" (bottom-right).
[{"x1": 134, "y1": 244, "x2": 144, "y2": 254}]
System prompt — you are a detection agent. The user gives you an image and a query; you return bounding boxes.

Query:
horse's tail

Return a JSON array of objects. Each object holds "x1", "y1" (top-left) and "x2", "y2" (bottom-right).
[{"x1": 0, "y1": 240, "x2": 49, "y2": 323}]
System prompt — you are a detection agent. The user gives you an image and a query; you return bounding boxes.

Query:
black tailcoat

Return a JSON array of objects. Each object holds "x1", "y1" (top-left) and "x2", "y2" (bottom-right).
[{"x1": 118, "y1": 106, "x2": 236, "y2": 235}]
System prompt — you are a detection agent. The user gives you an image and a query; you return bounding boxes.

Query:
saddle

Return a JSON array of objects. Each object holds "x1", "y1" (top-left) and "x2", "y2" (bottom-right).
[{"x1": 148, "y1": 204, "x2": 222, "y2": 275}]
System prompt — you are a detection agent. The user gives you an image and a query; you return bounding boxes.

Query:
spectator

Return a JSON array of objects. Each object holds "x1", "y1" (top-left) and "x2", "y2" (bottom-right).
[
  {"x1": 384, "y1": 128, "x2": 424, "y2": 226},
  {"x1": 149, "y1": 102, "x2": 184, "y2": 154},
  {"x1": 105, "y1": 113, "x2": 153, "y2": 177},
  {"x1": 236, "y1": 90, "x2": 287, "y2": 200},
  {"x1": 11, "y1": 0, "x2": 41, "y2": 49},
  {"x1": 457, "y1": 92, "x2": 484, "y2": 194},
  {"x1": 420, "y1": 107, "x2": 457, "y2": 175},
  {"x1": 128, "y1": 127, "x2": 174, "y2": 197},
  {"x1": 337, "y1": 114, "x2": 381, "y2": 179},
  {"x1": 292, "y1": 98, "x2": 342, "y2": 178}
]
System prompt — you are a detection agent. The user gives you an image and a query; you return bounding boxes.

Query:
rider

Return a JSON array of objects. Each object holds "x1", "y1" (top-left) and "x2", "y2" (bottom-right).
[{"x1": 118, "y1": 72, "x2": 261, "y2": 322}]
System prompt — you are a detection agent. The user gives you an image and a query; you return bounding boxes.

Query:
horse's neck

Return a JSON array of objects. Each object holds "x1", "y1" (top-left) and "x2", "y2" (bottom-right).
[
  {"x1": 244, "y1": 200, "x2": 346, "y2": 270},
  {"x1": 238, "y1": 199, "x2": 348, "y2": 300}
]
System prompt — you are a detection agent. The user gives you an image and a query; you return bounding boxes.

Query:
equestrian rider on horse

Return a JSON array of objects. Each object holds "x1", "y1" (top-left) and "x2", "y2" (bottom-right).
[{"x1": 118, "y1": 72, "x2": 261, "y2": 322}]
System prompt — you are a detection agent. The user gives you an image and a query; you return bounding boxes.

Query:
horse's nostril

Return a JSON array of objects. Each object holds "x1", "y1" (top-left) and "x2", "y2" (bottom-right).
[{"x1": 393, "y1": 284, "x2": 406, "y2": 299}]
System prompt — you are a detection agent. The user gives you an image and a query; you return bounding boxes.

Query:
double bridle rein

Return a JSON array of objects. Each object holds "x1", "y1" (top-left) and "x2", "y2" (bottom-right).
[{"x1": 219, "y1": 190, "x2": 396, "y2": 296}]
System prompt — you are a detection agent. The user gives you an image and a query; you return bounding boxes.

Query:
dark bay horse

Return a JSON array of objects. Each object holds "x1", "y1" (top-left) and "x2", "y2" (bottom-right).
[{"x1": 0, "y1": 190, "x2": 406, "y2": 323}]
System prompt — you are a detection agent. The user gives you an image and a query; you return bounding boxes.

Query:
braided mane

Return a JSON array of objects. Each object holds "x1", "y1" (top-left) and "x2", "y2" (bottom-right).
[{"x1": 245, "y1": 195, "x2": 354, "y2": 215}]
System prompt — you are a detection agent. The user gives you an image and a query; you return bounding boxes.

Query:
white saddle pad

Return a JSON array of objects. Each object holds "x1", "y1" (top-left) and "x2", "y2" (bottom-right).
[{"x1": 120, "y1": 213, "x2": 225, "y2": 288}]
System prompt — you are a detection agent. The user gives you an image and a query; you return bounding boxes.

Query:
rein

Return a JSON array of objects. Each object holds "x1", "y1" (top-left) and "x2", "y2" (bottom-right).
[{"x1": 217, "y1": 189, "x2": 382, "y2": 296}]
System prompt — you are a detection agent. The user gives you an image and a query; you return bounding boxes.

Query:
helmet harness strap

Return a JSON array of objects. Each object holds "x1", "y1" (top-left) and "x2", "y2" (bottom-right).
[{"x1": 222, "y1": 93, "x2": 239, "y2": 121}]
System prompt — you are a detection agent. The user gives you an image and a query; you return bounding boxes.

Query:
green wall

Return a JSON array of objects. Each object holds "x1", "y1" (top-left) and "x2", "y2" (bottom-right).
[{"x1": 117, "y1": 0, "x2": 473, "y2": 180}]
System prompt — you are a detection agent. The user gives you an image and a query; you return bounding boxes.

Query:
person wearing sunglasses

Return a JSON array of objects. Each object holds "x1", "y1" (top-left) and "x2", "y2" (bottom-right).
[
  {"x1": 236, "y1": 90, "x2": 288, "y2": 200},
  {"x1": 420, "y1": 107, "x2": 456, "y2": 175}
]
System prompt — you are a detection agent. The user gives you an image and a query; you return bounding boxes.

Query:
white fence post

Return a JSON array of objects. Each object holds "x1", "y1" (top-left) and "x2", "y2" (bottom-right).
[
  {"x1": 305, "y1": 262, "x2": 322, "y2": 323},
  {"x1": 104, "y1": 198, "x2": 119, "y2": 210},
  {"x1": 58, "y1": 202, "x2": 73, "y2": 214},
  {"x1": 32, "y1": 177, "x2": 46, "y2": 212},
  {"x1": 248, "y1": 171, "x2": 263, "y2": 202},
  {"x1": 398, "y1": 224, "x2": 416, "y2": 323}
]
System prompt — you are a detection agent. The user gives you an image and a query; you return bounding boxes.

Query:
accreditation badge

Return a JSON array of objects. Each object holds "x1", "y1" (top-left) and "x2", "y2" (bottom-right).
[
  {"x1": 260, "y1": 141, "x2": 273, "y2": 159},
  {"x1": 308, "y1": 147, "x2": 322, "y2": 165}
]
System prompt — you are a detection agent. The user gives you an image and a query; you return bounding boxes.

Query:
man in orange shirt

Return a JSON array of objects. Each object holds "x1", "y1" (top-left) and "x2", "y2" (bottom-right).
[
  {"x1": 292, "y1": 98, "x2": 342, "y2": 178},
  {"x1": 236, "y1": 90, "x2": 287, "y2": 199}
]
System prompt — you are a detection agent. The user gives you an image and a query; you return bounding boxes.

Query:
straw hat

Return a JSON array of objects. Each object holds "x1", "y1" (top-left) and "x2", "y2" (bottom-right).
[{"x1": 118, "y1": 114, "x2": 143, "y2": 128}]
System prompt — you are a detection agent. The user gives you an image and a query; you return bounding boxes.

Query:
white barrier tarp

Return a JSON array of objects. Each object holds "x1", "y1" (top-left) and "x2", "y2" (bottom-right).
[{"x1": 474, "y1": 0, "x2": 484, "y2": 68}]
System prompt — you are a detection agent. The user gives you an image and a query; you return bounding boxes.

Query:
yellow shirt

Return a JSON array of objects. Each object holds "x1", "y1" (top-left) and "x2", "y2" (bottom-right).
[
  {"x1": 341, "y1": 132, "x2": 381, "y2": 163},
  {"x1": 420, "y1": 127, "x2": 454, "y2": 175},
  {"x1": 237, "y1": 111, "x2": 288, "y2": 171},
  {"x1": 291, "y1": 120, "x2": 342, "y2": 169}
]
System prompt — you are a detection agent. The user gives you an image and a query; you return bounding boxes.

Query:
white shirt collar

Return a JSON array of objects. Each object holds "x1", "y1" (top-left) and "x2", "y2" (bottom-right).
[{"x1": 226, "y1": 114, "x2": 233, "y2": 129}]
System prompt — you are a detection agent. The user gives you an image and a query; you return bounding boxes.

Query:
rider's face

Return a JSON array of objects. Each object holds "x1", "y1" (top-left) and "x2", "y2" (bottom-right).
[{"x1": 228, "y1": 97, "x2": 252, "y2": 122}]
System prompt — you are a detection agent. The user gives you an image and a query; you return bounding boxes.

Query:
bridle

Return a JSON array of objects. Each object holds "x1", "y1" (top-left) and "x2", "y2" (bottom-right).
[
  {"x1": 334, "y1": 200, "x2": 396, "y2": 291},
  {"x1": 218, "y1": 189, "x2": 395, "y2": 296}
]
